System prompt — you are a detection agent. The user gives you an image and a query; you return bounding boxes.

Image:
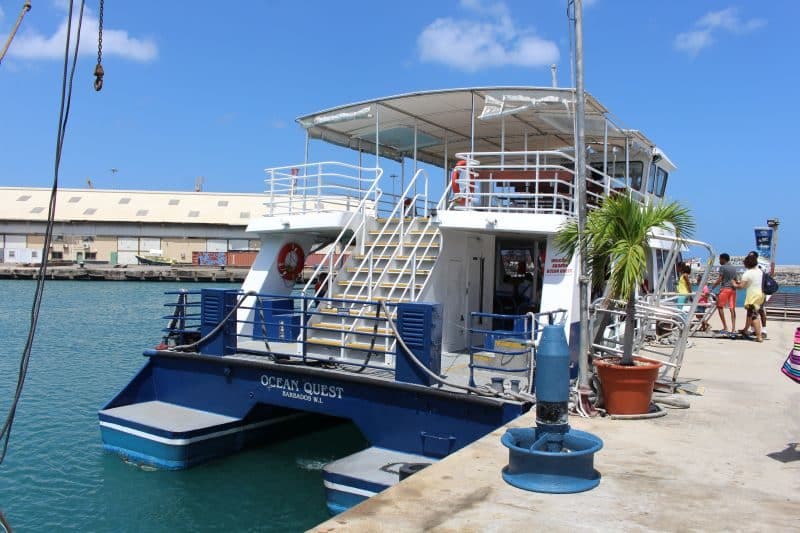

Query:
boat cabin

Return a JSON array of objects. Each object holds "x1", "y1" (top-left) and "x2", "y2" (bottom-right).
[{"x1": 244, "y1": 87, "x2": 677, "y2": 357}]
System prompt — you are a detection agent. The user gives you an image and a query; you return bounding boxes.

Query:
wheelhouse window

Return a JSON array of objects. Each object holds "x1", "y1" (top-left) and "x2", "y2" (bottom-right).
[
  {"x1": 653, "y1": 167, "x2": 668, "y2": 197},
  {"x1": 647, "y1": 162, "x2": 657, "y2": 194},
  {"x1": 591, "y1": 161, "x2": 643, "y2": 190}
]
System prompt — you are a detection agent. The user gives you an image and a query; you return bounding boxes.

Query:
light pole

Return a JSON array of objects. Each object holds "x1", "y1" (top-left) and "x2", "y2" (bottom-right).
[{"x1": 767, "y1": 218, "x2": 779, "y2": 276}]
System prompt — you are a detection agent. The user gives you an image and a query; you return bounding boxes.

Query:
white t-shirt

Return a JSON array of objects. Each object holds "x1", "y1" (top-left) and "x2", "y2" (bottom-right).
[{"x1": 741, "y1": 268, "x2": 763, "y2": 301}]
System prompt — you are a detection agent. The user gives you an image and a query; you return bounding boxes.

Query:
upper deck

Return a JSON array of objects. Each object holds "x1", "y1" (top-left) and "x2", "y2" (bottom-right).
[{"x1": 260, "y1": 87, "x2": 675, "y2": 229}]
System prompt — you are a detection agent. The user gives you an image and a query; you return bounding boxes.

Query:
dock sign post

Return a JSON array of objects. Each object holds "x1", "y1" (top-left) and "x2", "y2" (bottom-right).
[{"x1": 754, "y1": 227, "x2": 772, "y2": 259}]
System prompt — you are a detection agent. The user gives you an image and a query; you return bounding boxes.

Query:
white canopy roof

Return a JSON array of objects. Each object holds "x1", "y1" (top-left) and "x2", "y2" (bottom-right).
[{"x1": 297, "y1": 87, "x2": 661, "y2": 167}]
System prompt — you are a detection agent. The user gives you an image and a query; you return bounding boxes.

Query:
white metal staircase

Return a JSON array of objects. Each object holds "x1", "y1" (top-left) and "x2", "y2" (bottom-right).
[{"x1": 303, "y1": 171, "x2": 440, "y2": 368}]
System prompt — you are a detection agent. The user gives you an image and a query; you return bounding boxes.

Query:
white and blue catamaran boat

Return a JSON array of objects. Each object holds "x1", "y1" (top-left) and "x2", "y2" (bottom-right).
[{"x1": 99, "y1": 87, "x2": 696, "y2": 513}]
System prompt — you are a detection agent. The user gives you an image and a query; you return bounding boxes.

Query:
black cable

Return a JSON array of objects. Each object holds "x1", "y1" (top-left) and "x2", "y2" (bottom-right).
[
  {"x1": 0, "y1": 5, "x2": 85, "y2": 529},
  {"x1": 0, "y1": 0, "x2": 85, "y2": 469}
]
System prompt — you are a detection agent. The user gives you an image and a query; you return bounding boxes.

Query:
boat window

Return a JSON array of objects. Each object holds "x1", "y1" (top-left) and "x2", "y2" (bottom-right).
[
  {"x1": 590, "y1": 161, "x2": 643, "y2": 190},
  {"x1": 647, "y1": 163, "x2": 657, "y2": 194},
  {"x1": 654, "y1": 168, "x2": 668, "y2": 197}
]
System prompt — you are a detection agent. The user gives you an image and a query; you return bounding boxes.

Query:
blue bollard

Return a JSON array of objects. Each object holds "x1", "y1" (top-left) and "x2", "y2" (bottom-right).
[{"x1": 501, "y1": 323, "x2": 603, "y2": 493}]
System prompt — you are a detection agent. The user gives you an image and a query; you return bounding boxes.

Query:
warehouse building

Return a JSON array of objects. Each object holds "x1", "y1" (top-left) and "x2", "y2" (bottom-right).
[{"x1": 0, "y1": 187, "x2": 269, "y2": 265}]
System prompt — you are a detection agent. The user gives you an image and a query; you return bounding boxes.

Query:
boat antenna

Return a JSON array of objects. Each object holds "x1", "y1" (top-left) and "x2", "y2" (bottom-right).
[
  {"x1": 0, "y1": 1, "x2": 32, "y2": 67},
  {"x1": 0, "y1": 0, "x2": 87, "y2": 511},
  {"x1": 569, "y1": 0, "x2": 592, "y2": 400}
]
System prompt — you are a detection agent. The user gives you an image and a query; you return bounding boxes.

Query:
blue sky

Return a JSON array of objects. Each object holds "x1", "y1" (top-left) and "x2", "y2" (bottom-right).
[{"x1": 1, "y1": 0, "x2": 797, "y2": 262}]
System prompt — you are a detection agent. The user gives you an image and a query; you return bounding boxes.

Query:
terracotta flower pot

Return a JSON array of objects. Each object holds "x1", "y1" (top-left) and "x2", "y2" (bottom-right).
[{"x1": 594, "y1": 357, "x2": 662, "y2": 415}]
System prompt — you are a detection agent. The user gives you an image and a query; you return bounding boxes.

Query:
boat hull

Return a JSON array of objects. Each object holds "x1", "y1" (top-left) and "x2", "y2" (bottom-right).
[{"x1": 99, "y1": 351, "x2": 525, "y2": 470}]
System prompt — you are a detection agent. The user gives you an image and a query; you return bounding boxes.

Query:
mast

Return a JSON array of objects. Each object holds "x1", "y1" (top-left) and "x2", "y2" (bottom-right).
[{"x1": 573, "y1": 0, "x2": 590, "y2": 390}]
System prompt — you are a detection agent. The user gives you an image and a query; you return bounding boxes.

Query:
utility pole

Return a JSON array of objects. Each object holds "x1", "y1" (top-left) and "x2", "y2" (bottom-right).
[{"x1": 572, "y1": 0, "x2": 591, "y2": 393}]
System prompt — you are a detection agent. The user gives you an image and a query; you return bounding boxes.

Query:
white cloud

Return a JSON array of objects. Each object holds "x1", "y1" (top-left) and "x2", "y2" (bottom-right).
[
  {"x1": 418, "y1": 0, "x2": 558, "y2": 72},
  {"x1": 0, "y1": 6, "x2": 5, "y2": 21},
  {"x1": 674, "y1": 7, "x2": 766, "y2": 57},
  {"x1": 9, "y1": 6, "x2": 157, "y2": 62}
]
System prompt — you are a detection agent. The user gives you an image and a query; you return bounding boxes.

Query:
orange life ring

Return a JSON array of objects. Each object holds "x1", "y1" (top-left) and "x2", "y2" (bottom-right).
[
  {"x1": 451, "y1": 160, "x2": 476, "y2": 204},
  {"x1": 276, "y1": 242, "x2": 305, "y2": 281}
]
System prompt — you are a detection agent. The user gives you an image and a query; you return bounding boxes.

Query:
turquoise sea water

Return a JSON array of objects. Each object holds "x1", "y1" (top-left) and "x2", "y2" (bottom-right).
[{"x1": 0, "y1": 281, "x2": 367, "y2": 532}]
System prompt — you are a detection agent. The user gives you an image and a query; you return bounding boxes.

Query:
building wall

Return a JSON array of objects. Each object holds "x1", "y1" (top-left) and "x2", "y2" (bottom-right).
[
  {"x1": 162, "y1": 238, "x2": 207, "y2": 264},
  {"x1": 1, "y1": 222, "x2": 263, "y2": 264}
]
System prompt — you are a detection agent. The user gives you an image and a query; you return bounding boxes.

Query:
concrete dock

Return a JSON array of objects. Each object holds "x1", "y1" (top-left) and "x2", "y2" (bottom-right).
[
  {"x1": 0, "y1": 264, "x2": 247, "y2": 282},
  {"x1": 312, "y1": 312, "x2": 800, "y2": 532}
]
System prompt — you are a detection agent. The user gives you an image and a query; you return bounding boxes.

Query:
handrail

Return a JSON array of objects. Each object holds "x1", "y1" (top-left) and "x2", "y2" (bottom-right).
[
  {"x1": 590, "y1": 235, "x2": 715, "y2": 383},
  {"x1": 328, "y1": 169, "x2": 435, "y2": 351},
  {"x1": 299, "y1": 164, "x2": 384, "y2": 301},
  {"x1": 344, "y1": 169, "x2": 430, "y2": 302},
  {"x1": 264, "y1": 161, "x2": 381, "y2": 217},
  {"x1": 439, "y1": 150, "x2": 646, "y2": 215}
]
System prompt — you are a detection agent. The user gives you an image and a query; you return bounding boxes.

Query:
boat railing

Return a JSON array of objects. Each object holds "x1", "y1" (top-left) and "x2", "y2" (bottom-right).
[
  {"x1": 264, "y1": 161, "x2": 381, "y2": 217},
  {"x1": 590, "y1": 236, "x2": 715, "y2": 384},
  {"x1": 444, "y1": 150, "x2": 644, "y2": 215},
  {"x1": 161, "y1": 289, "x2": 202, "y2": 346},
  {"x1": 163, "y1": 289, "x2": 401, "y2": 372},
  {"x1": 467, "y1": 309, "x2": 568, "y2": 389}
]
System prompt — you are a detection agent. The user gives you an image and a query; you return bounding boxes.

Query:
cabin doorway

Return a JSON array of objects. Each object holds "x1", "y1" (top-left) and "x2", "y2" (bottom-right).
[{"x1": 492, "y1": 238, "x2": 547, "y2": 330}]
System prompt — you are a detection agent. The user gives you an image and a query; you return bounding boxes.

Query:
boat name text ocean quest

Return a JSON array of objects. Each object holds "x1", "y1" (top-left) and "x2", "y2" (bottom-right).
[{"x1": 260, "y1": 374, "x2": 343, "y2": 404}]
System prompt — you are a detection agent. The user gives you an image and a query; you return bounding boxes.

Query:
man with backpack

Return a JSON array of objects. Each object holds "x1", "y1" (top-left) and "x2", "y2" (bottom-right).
[{"x1": 743, "y1": 250, "x2": 780, "y2": 338}]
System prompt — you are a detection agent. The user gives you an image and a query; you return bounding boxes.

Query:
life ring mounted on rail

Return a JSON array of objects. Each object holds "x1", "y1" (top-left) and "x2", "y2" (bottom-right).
[
  {"x1": 276, "y1": 242, "x2": 305, "y2": 281},
  {"x1": 451, "y1": 160, "x2": 477, "y2": 205}
]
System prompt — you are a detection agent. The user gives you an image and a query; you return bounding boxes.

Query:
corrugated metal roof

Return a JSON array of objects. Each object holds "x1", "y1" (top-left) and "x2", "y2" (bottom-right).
[{"x1": 0, "y1": 187, "x2": 270, "y2": 226}]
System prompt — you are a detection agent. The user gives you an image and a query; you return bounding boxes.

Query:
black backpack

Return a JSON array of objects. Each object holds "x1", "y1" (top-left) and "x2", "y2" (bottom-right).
[{"x1": 762, "y1": 272, "x2": 779, "y2": 295}]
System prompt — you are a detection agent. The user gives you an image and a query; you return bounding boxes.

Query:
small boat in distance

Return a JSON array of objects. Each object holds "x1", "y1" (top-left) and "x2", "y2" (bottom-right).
[{"x1": 135, "y1": 250, "x2": 175, "y2": 266}]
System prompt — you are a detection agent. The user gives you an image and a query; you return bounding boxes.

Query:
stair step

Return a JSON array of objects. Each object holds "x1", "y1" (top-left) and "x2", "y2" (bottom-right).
[
  {"x1": 320, "y1": 307, "x2": 395, "y2": 318},
  {"x1": 346, "y1": 341, "x2": 393, "y2": 353},
  {"x1": 336, "y1": 280, "x2": 423, "y2": 290},
  {"x1": 346, "y1": 268, "x2": 430, "y2": 275},
  {"x1": 370, "y1": 242, "x2": 439, "y2": 248},
  {"x1": 306, "y1": 338, "x2": 393, "y2": 353},
  {"x1": 334, "y1": 293, "x2": 408, "y2": 303},
  {"x1": 353, "y1": 255, "x2": 437, "y2": 261},
  {"x1": 314, "y1": 322, "x2": 352, "y2": 332},
  {"x1": 355, "y1": 325, "x2": 392, "y2": 335},
  {"x1": 306, "y1": 337, "x2": 345, "y2": 348},
  {"x1": 375, "y1": 217, "x2": 429, "y2": 224},
  {"x1": 368, "y1": 229, "x2": 438, "y2": 236}
]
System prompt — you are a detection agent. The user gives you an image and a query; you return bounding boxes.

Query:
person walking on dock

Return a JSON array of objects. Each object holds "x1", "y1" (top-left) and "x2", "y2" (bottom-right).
[
  {"x1": 731, "y1": 254, "x2": 766, "y2": 342},
  {"x1": 711, "y1": 253, "x2": 737, "y2": 334},
  {"x1": 743, "y1": 251, "x2": 769, "y2": 338}
]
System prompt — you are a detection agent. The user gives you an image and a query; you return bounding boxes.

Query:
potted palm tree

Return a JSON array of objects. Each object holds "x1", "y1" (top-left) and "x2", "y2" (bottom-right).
[{"x1": 555, "y1": 193, "x2": 694, "y2": 414}]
